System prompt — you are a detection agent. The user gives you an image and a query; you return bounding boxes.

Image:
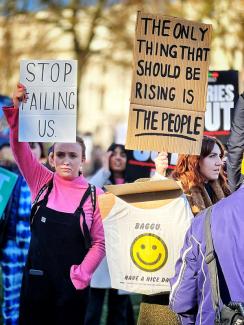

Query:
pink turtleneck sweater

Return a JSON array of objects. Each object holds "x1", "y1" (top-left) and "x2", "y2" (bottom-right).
[{"x1": 3, "y1": 106, "x2": 105, "y2": 290}]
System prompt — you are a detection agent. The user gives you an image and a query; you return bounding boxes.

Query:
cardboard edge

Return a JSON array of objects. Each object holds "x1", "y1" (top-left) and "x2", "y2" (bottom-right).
[
  {"x1": 105, "y1": 179, "x2": 181, "y2": 196},
  {"x1": 98, "y1": 193, "x2": 115, "y2": 220},
  {"x1": 98, "y1": 187, "x2": 184, "y2": 220}
]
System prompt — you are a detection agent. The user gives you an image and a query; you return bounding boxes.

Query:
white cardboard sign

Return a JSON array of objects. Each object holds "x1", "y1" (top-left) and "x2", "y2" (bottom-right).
[{"x1": 19, "y1": 60, "x2": 77, "y2": 142}]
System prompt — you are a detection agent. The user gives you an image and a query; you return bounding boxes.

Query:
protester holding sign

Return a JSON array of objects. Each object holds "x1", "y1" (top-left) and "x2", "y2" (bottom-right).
[
  {"x1": 86, "y1": 143, "x2": 135, "y2": 325},
  {"x1": 0, "y1": 141, "x2": 45, "y2": 325},
  {"x1": 155, "y1": 135, "x2": 230, "y2": 215},
  {"x1": 2, "y1": 83, "x2": 105, "y2": 325}
]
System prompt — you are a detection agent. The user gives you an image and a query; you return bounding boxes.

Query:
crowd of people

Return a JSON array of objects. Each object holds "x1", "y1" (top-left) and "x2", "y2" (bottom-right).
[{"x1": 0, "y1": 83, "x2": 243, "y2": 325}]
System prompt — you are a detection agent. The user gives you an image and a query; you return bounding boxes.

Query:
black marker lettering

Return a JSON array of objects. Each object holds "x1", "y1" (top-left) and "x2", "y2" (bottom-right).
[
  {"x1": 64, "y1": 63, "x2": 72, "y2": 82},
  {"x1": 26, "y1": 63, "x2": 35, "y2": 82}
]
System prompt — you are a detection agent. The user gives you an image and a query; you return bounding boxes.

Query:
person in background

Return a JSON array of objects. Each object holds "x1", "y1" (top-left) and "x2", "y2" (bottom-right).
[
  {"x1": 44, "y1": 144, "x2": 55, "y2": 171},
  {"x1": 29, "y1": 142, "x2": 45, "y2": 162},
  {"x1": 0, "y1": 142, "x2": 14, "y2": 162},
  {"x1": 227, "y1": 92, "x2": 244, "y2": 192},
  {"x1": 87, "y1": 144, "x2": 104, "y2": 177},
  {"x1": 2, "y1": 83, "x2": 105, "y2": 325},
  {"x1": 0, "y1": 141, "x2": 45, "y2": 325},
  {"x1": 138, "y1": 135, "x2": 230, "y2": 325},
  {"x1": 85, "y1": 143, "x2": 135, "y2": 325}
]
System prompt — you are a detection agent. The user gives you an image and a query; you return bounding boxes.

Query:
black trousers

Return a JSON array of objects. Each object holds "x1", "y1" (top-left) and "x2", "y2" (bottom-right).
[
  {"x1": 142, "y1": 293, "x2": 169, "y2": 305},
  {"x1": 85, "y1": 288, "x2": 135, "y2": 325},
  {"x1": 19, "y1": 271, "x2": 89, "y2": 325}
]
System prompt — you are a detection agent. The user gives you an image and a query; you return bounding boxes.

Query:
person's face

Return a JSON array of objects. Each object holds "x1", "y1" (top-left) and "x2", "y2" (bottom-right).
[
  {"x1": 50, "y1": 143, "x2": 83, "y2": 180},
  {"x1": 30, "y1": 143, "x2": 42, "y2": 160},
  {"x1": 109, "y1": 147, "x2": 127, "y2": 173},
  {"x1": 199, "y1": 143, "x2": 223, "y2": 181},
  {"x1": 0, "y1": 145, "x2": 14, "y2": 161}
]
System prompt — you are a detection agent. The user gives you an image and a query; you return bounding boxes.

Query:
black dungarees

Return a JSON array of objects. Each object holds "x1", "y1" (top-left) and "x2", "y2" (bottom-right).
[{"x1": 19, "y1": 179, "x2": 94, "y2": 325}]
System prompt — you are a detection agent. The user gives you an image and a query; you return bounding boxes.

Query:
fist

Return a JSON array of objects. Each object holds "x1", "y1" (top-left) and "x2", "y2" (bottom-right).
[
  {"x1": 12, "y1": 83, "x2": 27, "y2": 108},
  {"x1": 154, "y1": 152, "x2": 168, "y2": 176}
]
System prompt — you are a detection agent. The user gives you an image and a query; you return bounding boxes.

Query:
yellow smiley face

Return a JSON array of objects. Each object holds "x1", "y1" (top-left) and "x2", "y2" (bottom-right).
[{"x1": 130, "y1": 233, "x2": 168, "y2": 272}]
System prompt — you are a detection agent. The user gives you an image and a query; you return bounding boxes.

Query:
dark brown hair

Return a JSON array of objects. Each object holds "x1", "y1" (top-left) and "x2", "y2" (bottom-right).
[
  {"x1": 29, "y1": 142, "x2": 45, "y2": 159},
  {"x1": 107, "y1": 143, "x2": 127, "y2": 184},
  {"x1": 76, "y1": 136, "x2": 86, "y2": 161}
]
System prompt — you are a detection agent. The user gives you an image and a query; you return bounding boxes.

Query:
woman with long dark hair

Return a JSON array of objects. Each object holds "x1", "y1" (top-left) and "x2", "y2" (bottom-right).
[{"x1": 171, "y1": 135, "x2": 230, "y2": 214}]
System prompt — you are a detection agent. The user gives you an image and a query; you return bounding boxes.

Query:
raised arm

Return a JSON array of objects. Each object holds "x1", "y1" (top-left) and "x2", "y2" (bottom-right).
[{"x1": 3, "y1": 83, "x2": 52, "y2": 199}]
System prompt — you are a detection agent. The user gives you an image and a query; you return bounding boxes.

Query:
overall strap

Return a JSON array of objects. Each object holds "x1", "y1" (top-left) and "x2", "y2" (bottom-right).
[
  {"x1": 30, "y1": 177, "x2": 54, "y2": 224},
  {"x1": 204, "y1": 206, "x2": 221, "y2": 323},
  {"x1": 74, "y1": 184, "x2": 96, "y2": 250},
  {"x1": 41, "y1": 177, "x2": 54, "y2": 206},
  {"x1": 75, "y1": 184, "x2": 92, "y2": 213},
  {"x1": 90, "y1": 184, "x2": 96, "y2": 213}
]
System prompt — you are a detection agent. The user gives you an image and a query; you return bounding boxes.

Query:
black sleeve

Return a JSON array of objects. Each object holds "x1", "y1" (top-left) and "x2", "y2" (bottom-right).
[{"x1": 227, "y1": 93, "x2": 244, "y2": 192}]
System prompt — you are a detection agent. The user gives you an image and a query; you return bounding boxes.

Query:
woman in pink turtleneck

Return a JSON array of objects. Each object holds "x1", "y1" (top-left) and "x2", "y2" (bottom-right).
[{"x1": 3, "y1": 83, "x2": 105, "y2": 325}]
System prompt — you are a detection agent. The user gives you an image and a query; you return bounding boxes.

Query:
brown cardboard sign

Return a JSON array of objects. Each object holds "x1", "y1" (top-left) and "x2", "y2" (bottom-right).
[
  {"x1": 126, "y1": 103, "x2": 205, "y2": 154},
  {"x1": 130, "y1": 12, "x2": 212, "y2": 111},
  {"x1": 126, "y1": 12, "x2": 212, "y2": 154}
]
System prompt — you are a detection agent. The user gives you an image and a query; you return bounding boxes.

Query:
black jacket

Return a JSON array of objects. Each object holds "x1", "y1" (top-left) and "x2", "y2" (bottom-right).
[{"x1": 227, "y1": 92, "x2": 244, "y2": 192}]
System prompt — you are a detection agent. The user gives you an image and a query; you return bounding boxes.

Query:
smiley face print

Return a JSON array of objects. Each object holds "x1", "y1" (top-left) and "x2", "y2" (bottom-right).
[{"x1": 130, "y1": 233, "x2": 168, "y2": 272}]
